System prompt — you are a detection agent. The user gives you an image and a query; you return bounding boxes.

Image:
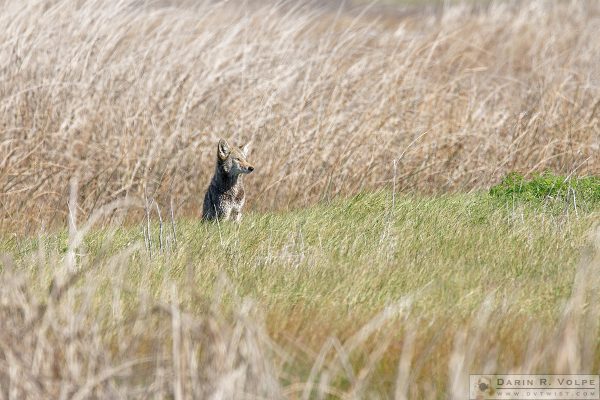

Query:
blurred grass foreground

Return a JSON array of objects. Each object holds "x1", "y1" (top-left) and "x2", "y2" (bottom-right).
[{"x1": 2, "y1": 191, "x2": 599, "y2": 398}]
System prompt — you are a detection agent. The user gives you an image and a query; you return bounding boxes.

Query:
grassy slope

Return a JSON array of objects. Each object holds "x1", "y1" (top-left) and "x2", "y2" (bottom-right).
[{"x1": 3, "y1": 192, "x2": 598, "y2": 397}]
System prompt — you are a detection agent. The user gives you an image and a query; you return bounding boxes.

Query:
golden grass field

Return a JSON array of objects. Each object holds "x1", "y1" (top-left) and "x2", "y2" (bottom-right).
[
  {"x1": 1, "y1": 0, "x2": 598, "y2": 230},
  {"x1": 1, "y1": 0, "x2": 600, "y2": 399}
]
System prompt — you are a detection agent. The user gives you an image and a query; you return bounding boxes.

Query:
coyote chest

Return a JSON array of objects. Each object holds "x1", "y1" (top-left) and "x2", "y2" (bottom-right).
[
  {"x1": 202, "y1": 139, "x2": 254, "y2": 222},
  {"x1": 203, "y1": 179, "x2": 245, "y2": 222}
]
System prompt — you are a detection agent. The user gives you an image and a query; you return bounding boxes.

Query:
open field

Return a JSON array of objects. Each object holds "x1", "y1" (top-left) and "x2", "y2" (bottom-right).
[
  {"x1": 1, "y1": 0, "x2": 599, "y2": 231},
  {"x1": 2, "y1": 192, "x2": 599, "y2": 398},
  {"x1": 1, "y1": 0, "x2": 600, "y2": 398}
]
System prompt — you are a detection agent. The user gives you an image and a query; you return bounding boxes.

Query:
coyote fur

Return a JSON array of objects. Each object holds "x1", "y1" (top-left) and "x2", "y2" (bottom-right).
[{"x1": 202, "y1": 138, "x2": 254, "y2": 222}]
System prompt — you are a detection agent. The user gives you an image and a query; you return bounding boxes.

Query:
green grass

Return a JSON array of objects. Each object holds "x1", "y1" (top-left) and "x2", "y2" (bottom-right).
[
  {"x1": 490, "y1": 172, "x2": 600, "y2": 210},
  {"x1": 2, "y1": 190, "x2": 599, "y2": 397}
]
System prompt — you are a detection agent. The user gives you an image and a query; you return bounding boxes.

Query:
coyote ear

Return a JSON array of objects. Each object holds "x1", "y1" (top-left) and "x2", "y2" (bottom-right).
[
  {"x1": 218, "y1": 139, "x2": 230, "y2": 160},
  {"x1": 239, "y1": 142, "x2": 251, "y2": 157}
]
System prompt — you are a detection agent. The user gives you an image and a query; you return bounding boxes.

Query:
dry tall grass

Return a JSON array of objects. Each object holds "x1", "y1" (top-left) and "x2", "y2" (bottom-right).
[{"x1": 1, "y1": 0, "x2": 598, "y2": 231}]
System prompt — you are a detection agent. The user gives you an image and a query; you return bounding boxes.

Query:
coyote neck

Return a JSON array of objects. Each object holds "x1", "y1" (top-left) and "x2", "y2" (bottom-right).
[{"x1": 212, "y1": 166, "x2": 242, "y2": 193}]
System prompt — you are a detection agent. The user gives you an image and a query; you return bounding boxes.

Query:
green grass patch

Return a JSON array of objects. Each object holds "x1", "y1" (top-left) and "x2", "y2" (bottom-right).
[
  {"x1": 490, "y1": 172, "x2": 600, "y2": 210},
  {"x1": 4, "y1": 191, "x2": 597, "y2": 327}
]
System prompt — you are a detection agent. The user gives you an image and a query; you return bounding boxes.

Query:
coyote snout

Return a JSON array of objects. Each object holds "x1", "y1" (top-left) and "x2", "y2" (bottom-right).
[
  {"x1": 202, "y1": 138, "x2": 253, "y2": 222},
  {"x1": 232, "y1": 157, "x2": 254, "y2": 175}
]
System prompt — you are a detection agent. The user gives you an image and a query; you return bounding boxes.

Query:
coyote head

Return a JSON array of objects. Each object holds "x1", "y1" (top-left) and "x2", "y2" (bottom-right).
[{"x1": 217, "y1": 138, "x2": 254, "y2": 176}]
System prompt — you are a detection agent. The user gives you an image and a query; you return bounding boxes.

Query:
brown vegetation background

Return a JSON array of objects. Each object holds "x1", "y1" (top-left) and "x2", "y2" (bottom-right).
[{"x1": 1, "y1": 0, "x2": 599, "y2": 230}]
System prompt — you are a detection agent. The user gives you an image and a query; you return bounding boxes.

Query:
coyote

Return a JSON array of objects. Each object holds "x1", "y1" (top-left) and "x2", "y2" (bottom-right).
[{"x1": 202, "y1": 138, "x2": 254, "y2": 222}]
